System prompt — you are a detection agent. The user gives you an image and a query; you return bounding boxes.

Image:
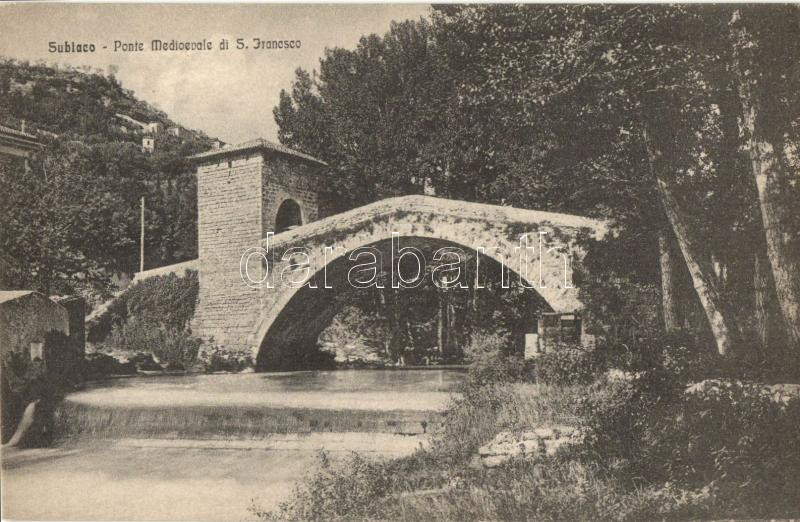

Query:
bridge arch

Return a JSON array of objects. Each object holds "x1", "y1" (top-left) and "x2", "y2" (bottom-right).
[
  {"x1": 247, "y1": 195, "x2": 608, "y2": 369},
  {"x1": 255, "y1": 235, "x2": 556, "y2": 369}
]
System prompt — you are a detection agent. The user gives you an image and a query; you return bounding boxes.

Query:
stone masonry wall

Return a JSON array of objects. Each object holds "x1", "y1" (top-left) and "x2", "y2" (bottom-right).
[
  {"x1": 193, "y1": 149, "x2": 323, "y2": 350},
  {"x1": 261, "y1": 152, "x2": 320, "y2": 235},
  {"x1": 0, "y1": 293, "x2": 69, "y2": 361},
  {"x1": 193, "y1": 153, "x2": 265, "y2": 349}
]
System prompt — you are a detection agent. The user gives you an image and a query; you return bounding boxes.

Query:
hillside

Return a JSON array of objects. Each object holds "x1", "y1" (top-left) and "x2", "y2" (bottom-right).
[
  {"x1": 0, "y1": 58, "x2": 215, "y2": 149},
  {"x1": 0, "y1": 58, "x2": 217, "y2": 299}
]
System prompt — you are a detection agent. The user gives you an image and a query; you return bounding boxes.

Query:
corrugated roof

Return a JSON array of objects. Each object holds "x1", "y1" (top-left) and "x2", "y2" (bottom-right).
[
  {"x1": 0, "y1": 290, "x2": 36, "y2": 304},
  {"x1": 189, "y1": 138, "x2": 327, "y2": 167}
]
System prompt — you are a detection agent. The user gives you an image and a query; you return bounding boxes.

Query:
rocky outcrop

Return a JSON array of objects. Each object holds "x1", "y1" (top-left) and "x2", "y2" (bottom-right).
[
  {"x1": 685, "y1": 379, "x2": 800, "y2": 406},
  {"x1": 477, "y1": 425, "x2": 583, "y2": 468}
]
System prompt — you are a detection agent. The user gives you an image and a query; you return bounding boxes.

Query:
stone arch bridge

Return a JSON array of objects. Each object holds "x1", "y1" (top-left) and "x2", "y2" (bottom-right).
[{"x1": 132, "y1": 140, "x2": 607, "y2": 369}]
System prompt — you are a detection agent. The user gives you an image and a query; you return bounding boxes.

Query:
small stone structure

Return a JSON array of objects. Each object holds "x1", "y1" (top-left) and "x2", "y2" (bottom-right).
[
  {"x1": 525, "y1": 312, "x2": 585, "y2": 358},
  {"x1": 477, "y1": 425, "x2": 583, "y2": 468},
  {"x1": 145, "y1": 122, "x2": 164, "y2": 134},
  {"x1": 0, "y1": 291, "x2": 69, "y2": 364}
]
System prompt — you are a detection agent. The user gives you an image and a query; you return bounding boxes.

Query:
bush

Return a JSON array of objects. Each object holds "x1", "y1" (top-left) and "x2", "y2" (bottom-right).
[
  {"x1": 123, "y1": 270, "x2": 199, "y2": 331},
  {"x1": 577, "y1": 374, "x2": 800, "y2": 518},
  {"x1": 107, "y1": 317, "x2": 202, "y2": 370},
  {"x1": 84, "y1": 352, "x2": 135, "y2": 378},
  {"x1": 533, "y1": 345, "x2": 605, "y2": 385},
  {"x1": 256, "y1": 451, "x2": 397, "y2": 521},
  {"x1": 647, "y1": 381, "x2": 800, "y2": 517},
  {"x1": 576, "y1": 377, "x2": 662, "y2": 465},
  {"x1": 464, "y1": 332, "x2": 531, "y2": 385},
  {"x1": 251, "y1": 331, "x2": 800, "y2": 520},
  {"x1": 88, "y1": 270, "x2": 198, "y2": 343},
  {"x1": 196, "y1": 345, "x2": 254, "y2": 373}
]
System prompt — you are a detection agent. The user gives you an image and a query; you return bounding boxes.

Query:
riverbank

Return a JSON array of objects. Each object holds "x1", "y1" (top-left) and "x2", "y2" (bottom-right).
[{"x1": 256, "y1": 361, "x2": 800, "y2": 521}]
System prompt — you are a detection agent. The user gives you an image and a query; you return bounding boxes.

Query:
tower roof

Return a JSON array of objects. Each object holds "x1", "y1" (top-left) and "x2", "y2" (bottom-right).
[{"x1": 189, "y1": 138, "x2": 327, "y2": 167}]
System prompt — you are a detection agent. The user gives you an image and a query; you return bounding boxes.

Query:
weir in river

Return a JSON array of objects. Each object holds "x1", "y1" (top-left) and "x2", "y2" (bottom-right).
[
  {"x1": 55, "y1": 369, "x2": 461, "y2": 439},
  {"x1": 1, "y1": 369, "x2": 464, "y2": 521}
]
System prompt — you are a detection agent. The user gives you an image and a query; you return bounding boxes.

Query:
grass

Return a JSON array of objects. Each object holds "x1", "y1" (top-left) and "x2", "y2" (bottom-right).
[
  {"x1": 253, "y1": 382, "x2": 637, "y2": 521},
  {"x1": 253, "y1": 373, "x2": 800, "y2": 521},
  {"x1": 429, "y1": 382, "x2": 587, "y2": 463}
]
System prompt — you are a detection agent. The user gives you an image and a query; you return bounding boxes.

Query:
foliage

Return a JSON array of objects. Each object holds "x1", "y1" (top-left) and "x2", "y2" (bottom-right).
[
  {"x1": 0, "y1": 59, "x2": 212, "y2": 298},
  {"x1": 318, "y1": 305, "x2": 392, "y2": 364},
  {"x1": 91, "y1": 270, "x2": 203, "y2": 370},
  {"x1": 647, "y1": 382, "x2": 800, "y2": 516},
  {"x1": 274, "y1": 4, "x2": 800, "y2": 358},
  {"x1": 258, "y1": 344, "x2": 800, "y2": 520},
  {"x1": 255, "y1": 448, "x2": 720, "y2": 521},
  {"x1": 195, "y1": 345, "x2": 254, "y2": 373},
  {"x1": 120, "y1": 270, "x2": 199, "y2": 331},
  {"x1": 533, "y1": 346, "x2": 606, "y2": 386},
  {"x1": 462, "y1": 331, "x2": 530, "y2": 386},
  {"x1": 257, "y1": 451, "x2": 396, "y2": 521},
  {"x1": 106, "y1": 318, "x2": 201, "y2": 370},
  {"x1": 89, "y1": 270, "x2": 199, "y2": 341}
]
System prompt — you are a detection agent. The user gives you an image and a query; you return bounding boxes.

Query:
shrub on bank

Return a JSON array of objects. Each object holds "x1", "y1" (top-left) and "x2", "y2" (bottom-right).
[
  {"x1": 90, "y1": 271, "x2": 205, "y2": 371},
  {"x1": 88, "y1": 270, "x2": 199, "y2": 343},
  {"x1": 195, "y1": 345, "x2": 253, "y2": 373},
  {"x1": 255, "y1": 348, "x2": 800, "y2": 521},
  {"x1": 463, "y1": 332, "x2": 531, "y2": 385},
  {"x1": 533, "y1": 345, "x2": 605, "y2": 386},
  {"x1": 106, "y1": 317, "x2": 202, "y2": 370},
  {"x1": 647, "y1": 381, "x2": 800, "y2": 516}
]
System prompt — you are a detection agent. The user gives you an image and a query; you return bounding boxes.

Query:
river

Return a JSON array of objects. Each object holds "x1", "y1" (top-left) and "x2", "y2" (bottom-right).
[{"x1": 1, "y1": 369, "x2": 464, "y2": 521}]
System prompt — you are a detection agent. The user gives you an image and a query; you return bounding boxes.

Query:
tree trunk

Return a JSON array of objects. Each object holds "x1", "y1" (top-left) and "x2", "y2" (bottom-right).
[
  {"x1": 447, "y1": 299, "x2": 456, "y2": 355},
  {"x1": 753, "y1": 246, "x2": 785, "y2": 352},
  {"x1": 378, "y1": 287, "x2": 392, "y2": 358},
  {"x1": 656, "y1": 179, "x2": 738, "y2": 356},
  {"x1": 754, "y1": 249, "x2": 771, "y2": 350},
  {"x1": 437, "y1": 287, "x2": 446, "y2": 355},
  {"x1": 658, "y1": 228, "x2": 683, "y2": 335},
  {"x1": 730, "y1": 9, "x2": 800, "y2": 351},
  {"x1": 642, "y1": 121, "x2": 739, "y2": 356}
]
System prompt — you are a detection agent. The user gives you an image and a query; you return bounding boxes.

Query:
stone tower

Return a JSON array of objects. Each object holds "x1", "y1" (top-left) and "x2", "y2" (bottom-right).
[{"x1": 190, "y1": 139, "x2": 326, "y2": 351}]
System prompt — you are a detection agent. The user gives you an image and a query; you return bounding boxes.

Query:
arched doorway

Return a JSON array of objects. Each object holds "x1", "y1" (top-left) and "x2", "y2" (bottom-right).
[{"x1": 275, "y1": 199, "x2": 303, "y2": 233}]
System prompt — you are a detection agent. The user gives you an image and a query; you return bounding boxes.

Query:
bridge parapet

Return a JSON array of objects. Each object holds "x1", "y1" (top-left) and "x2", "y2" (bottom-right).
[{"x1": 267, "y1": 195, "x2": 608, "y2": 250}]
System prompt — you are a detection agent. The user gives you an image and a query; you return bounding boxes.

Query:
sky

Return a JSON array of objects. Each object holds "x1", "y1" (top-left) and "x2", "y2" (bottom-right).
[{"x1": 0, "y1": 3, "x2": 431, "y2": 143}]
